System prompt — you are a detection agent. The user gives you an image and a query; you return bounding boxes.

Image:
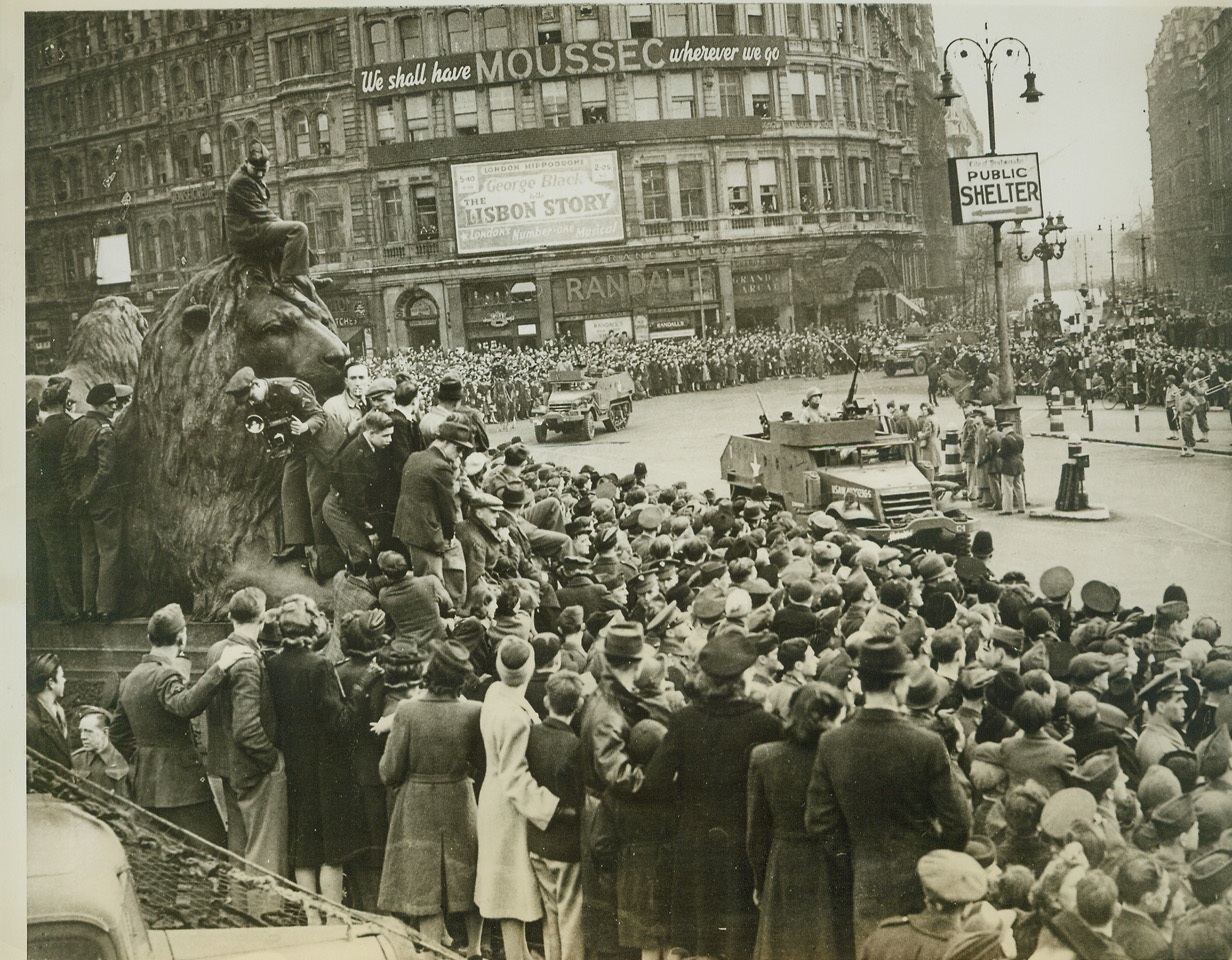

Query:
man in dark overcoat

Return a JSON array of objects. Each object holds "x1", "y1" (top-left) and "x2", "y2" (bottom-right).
[
  {"x1": 394, "y1": 420, "x2": 473, "y2": 583},
  {"x1": 111, "y1": 603, "x2": 252, "y2": 845},
  {"x1": 806, "y1": 635, "x2": 972, "y2": 952}
]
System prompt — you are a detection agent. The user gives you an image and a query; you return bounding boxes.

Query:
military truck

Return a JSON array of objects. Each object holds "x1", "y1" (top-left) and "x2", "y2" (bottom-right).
[
  {"x1": 883, "y1": 326, "x2": 981, "y2": 377},
  {"x1": 532, "y1": 368, "x2": 634, "y2": 442},
  {"x1": 720, "y1": 417, "x2": 977, "y2": 554}
]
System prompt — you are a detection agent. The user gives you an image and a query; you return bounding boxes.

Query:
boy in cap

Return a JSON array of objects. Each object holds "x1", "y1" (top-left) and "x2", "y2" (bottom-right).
[{"x1": 858, "y1": 850, "x2": 988, "y2": 960}]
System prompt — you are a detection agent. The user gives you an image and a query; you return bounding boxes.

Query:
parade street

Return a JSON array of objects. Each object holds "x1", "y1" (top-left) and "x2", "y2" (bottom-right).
[{"x1": 494, "y1": 373, "x2": 1232, "y2": 630}]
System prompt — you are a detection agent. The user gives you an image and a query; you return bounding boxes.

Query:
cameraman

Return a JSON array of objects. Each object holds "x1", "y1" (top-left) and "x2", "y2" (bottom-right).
[{"x1": 224, "y1": 366, "x2": 325, "y2": 562}]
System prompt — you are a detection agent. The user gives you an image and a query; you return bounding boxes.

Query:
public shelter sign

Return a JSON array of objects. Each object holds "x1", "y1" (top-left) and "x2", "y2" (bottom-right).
[
  {"x1": 947, "y1": 153, "x2": 1044, "y2": 225},
  {"x1": 356, "y1": 36, "x2": 788, "y2": 97},
  {"x1": 451, "y1": 150, "x2": 625, "y2": 255}
]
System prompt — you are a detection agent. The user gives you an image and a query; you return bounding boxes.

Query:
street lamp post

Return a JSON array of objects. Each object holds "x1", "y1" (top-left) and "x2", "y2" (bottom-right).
[
  {"x1": 1012, "y1": 214, "x2": 1067, "y2": 335},
  {"x1": 936, "y1": 35, "x2": 1042, "y2": 429},
  {"x1": 692, "y1": 231, "x2": 707, "y2": 341},
  {"x1": 1099, "y1": 221, "x2": 1124, "y2": 306}
]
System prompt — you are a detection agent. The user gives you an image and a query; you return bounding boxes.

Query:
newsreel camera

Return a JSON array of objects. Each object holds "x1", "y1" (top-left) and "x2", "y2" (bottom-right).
[{"x1": 245, "y1": 413, "x2": 294, "y2": 459}]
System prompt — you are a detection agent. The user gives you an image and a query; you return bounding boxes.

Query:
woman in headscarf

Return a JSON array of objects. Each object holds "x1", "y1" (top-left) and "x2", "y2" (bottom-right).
[
  {"x1": 265, "y1": 597, "x2": 379, "y2": 909},
  {"x1": 747, "y1": 683, "x2": 849, "y2": 960},
  {"x1": 474, "y1": 637, "x2": 562, "y2": 960},
  {"x1": 378, "y1": 638, "x2": 485, "y2": 954}
]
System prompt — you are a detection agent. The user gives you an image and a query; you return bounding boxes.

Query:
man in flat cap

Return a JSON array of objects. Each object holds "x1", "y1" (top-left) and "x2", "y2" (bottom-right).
[
  {"x1": 110, "y1": 603, "x2": 253, "y2": 845},
  {"x1": 224, "y1": 139, "x2": 331, "y2": 307},
  {"x1": 60, "y1": 382, "x2": 125, "y2": 622},
  {"x1": 225, "y1": 365, "x2": 327, "y2": 564},
  {"x1": 419, "y1": 372, "x2": 489, "y2": 452},
  {"x1": 364, "y1": 377, "x2": 418, "y2": 470},
  {"x1": 859, "y1": 850, "x2": 988, "y2": 960},
  {"x1": 1137, "y1": 669, "x2": 1190, "y2": 769},
  {"x1": 807, "y1": 636, "x2": 972, "y2": 951},
  {"x1": 394, "y1": 419, "x2": 475, "y2": 590}
]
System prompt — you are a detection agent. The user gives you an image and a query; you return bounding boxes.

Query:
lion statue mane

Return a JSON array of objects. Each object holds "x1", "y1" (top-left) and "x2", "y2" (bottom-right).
[
  {"x1": 120, "y1": 256, "x2": 348, "y2": 617},
  {"x1": 26, "y1": 295, "x2": 148, "y2": 409}
]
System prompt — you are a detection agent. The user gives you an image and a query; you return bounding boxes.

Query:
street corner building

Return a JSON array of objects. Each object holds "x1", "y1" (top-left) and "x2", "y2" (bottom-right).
[{"x1": 25, "y1": 4, "x2": 965, "y2": 372}]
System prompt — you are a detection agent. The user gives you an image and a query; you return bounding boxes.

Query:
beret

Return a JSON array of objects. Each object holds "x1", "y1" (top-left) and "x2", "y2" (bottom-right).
[
  {"x1": 638, "y1": 504, "x2": 666, "y2": 531},
  {"x1": 147, "y1": 602, "x2": 186, "y2": 643},
  {"x1": 1067, "y1": 652, "x2": 1111, "y2": 685},
  {"x1": 1063, "y1": 747, "x2": 1120, "y2": 799},
  {"x1": 916, "y1": 850, "x2": 988, "y2": 904},
  {"x1": 744, "y1": 577, "x2": 774, "y2": 598},
  {"x1": 223, "y1": 367, "x2": 257, "y2": 397},
  {"x1": 1190, "y1": 850, "x2": 1232, "y2": 904},
  {"x1": 1040, "y1": 787, "x2": 1098, "y2": 840},
  {"x1": 86, "y1": 382, "x2": 119, "y2": 406}
]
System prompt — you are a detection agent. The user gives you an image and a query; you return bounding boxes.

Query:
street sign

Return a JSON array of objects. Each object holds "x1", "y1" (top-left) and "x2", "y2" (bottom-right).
[{"x1": 947, "y1": 153, "x2": 1043, "y2": 225}]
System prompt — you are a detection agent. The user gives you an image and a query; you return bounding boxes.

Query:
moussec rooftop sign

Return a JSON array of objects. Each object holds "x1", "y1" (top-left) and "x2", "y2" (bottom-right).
[{"x1": 947, "y1": 153, "x2": 1043, "y2": 225}]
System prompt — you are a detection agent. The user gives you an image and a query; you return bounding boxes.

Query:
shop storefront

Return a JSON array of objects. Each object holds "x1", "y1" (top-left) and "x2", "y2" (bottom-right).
[
  {"x1": 322, "y1": 292, "x2": 375, "y2": 356},
  {"x1": 733, "y1": 265, "x2": 791, "y2": 332},
  {"x1": 392, "y1": 287, "x2": 443, "y2": 351},
  {"x1": 552, "y1": 264, "x2": 718, "y2": 341},
  {"x1": 462, "y1": 277, "x2": 540, "y2": 348}
]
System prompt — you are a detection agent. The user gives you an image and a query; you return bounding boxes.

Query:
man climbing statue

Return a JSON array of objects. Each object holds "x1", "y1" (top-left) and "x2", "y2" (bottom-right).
[{"x1": 224, "y1": 141, "x2": 331, "y2": 308}]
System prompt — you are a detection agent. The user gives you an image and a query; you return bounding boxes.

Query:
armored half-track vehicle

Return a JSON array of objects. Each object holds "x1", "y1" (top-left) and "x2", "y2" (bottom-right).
[{"x1": 532, "y1": 369, "x2": 634, "y2": 442}]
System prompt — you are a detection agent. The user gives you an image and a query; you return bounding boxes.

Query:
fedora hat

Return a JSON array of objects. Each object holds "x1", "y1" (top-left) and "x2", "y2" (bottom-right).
[
  {"x1": 915, "y1": 552, "x2": 949, "y2": 583},
  {"x1": 437, "y1": 419, "x2": 474, "y2": 449},
  {"x1": 604, "y1": 621, "x2": 646, "y2": 661},
  {"x1": 858, "y1": 636, "x2": 912, "y2": 677},
  {"x1": 907, "y1": 667, "x2": 950, "y2": 711},
  {"x1": 497, "y1": 479, "x2": 533, "y2": 508},
  {"x1": 698, "y1": 623, "x2": 757, "y2": 679}
]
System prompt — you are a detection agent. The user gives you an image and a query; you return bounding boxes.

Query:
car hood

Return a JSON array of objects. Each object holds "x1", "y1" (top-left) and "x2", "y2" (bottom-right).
[
  {"x1": 823, "y1": 461, "x2": 931, "y2": 491},
  {"x1": 547, "y1": 389, "x2": 593, "y2": 403}
]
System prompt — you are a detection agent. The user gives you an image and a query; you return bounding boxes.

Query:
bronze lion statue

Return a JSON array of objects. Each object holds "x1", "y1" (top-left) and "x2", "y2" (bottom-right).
[
  {"x1": 26, "y1": 295, "x2": 148, "y2": 409},
  {"x1": 119, "y1": 256, "x2": 348, "y2": 616}
]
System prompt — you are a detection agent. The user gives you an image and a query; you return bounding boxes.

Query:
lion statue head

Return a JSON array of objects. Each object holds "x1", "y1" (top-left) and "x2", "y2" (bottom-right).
[{"x1": 121, "y1": 257, "x2": 347, "y2": 616}]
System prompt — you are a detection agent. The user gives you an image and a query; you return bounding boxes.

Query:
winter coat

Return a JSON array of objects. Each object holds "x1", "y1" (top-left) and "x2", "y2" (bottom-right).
[
  {"x1": 378, "y1": 692, "x2": 485, "y2": 916},
  {"x1": 474, "y1": 681, "x2": 560, "y2": 921}
]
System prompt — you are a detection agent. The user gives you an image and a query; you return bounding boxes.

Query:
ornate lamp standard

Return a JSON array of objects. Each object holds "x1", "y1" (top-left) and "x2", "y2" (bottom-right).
[
  {"x1": 1012, "y1": 214, "x2": 1067, "y2": 334},
  {"x1": 936, "y1": 35, "x2": 1042, "y2": 424}
]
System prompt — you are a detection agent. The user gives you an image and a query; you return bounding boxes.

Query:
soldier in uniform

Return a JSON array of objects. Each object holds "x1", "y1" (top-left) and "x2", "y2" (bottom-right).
[
  {"x1": 858, "y1": 850, "x2": 989, "y2": 960},
  {"x1": 1034, "y1": 565, "x2": 1076, "y2": 644},
  {"x1": 224, "y1": 366, "x2": 326, "y2": 563},
  {"x1": 801, "y1": 386, "x2": 831, "y2": 423}
]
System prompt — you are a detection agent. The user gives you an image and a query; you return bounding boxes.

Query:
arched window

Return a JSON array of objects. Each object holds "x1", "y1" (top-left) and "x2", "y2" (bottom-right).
[
  {"x1": 51, "y1": 158, "x2": 67, "y2": 202},
  {"x1": 139, "y1": 222, "x2": 156, "y2": 269},
  {"x1": 484, "y1": 8, "x2": 509, "y2": 48},
  {"x1": 91, "y1": 150, "x2": 109, "y2": 194},
  {"x1": 149, "y1": 138, "x2": 166, "y2": 184},
  {"x1": 144, "y1": 68, "x2": 160, "y2": 110},
  {"x1": 292, "y1": 192, "x2": 316, "y2": 240},
  {"x1": 171, "y1": 64, "x2": 187, "y2": 104},
  {"x1": 172, "y1": 135, "x2": 192, "y2": 180},
  {"x1": 289, "y1": 110, "x2": 311, "y2": 158},
  {"x1": 218, "y1": 52, "x2": 235, "y2": 97},
  {"x1": 124, "y1": 74, "x2": 142, "y2": 115},
  {"x1": 316, "y1": 112, "x2": 331, "y2": 155},
  {"x1": 190, "y1": 60, "x2": 207, "y2": 100},
  {"x1": 82, "y1": 83, "x2": 98, "y2": 125},
  {"x1": 133, "y1": 141, "x2": 150, "y2": 187},
  {"x1": 369, "y1": 22, "x2": 389, "y2": 62},
  {"x1": 222, "y1": 124, "x2": 241, "y2": 171},
  {"x1": 398, "y1": 15, "x2": 423, "y2": 58},
  {"x1": 198, "y1": 132, "x2": 213, "y2": 176},
  {"x1": 884, "y1": 91, "x2": 895, "y2": 130},
  {"x1": 237, "y1": 47, "x2": 254, "y2": 91},
  {"x1": 65, "y1": 157, "x2": 82, "y2": 199},
  {"x1": 447, "y1": 11, "x2": 472, "y2": 53},
  {"x1": 157, "y1": 219, "x2": 174, "y2": 267},
  {"x1": 244, "y1": 119, "x2": 260, "y2": 148}
]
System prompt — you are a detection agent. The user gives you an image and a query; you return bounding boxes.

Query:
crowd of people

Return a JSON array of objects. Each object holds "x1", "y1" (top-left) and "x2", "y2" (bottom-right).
[{"x1": 26, "y1": 386, "x2": 1232, "y2": 959}]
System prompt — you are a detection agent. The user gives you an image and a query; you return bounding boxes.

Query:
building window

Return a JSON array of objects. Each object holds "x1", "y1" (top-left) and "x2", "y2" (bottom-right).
[
  {"x1": 316, "y1": 29, "x2": 335, "y2": 72},
  {"x1": 884, "y1": 91, "x2": 896, "y2": 131},
  {"x1": 633, "y1": 74, "x2": 660, "y2": 121},
  {"x1": 758, "y1": 158, "x2": 780, "y2": 215},
  {"x1": 726, "y1": 160, "x2": 751, "y2": 223},
  {"x1": 124, "y1": 75, "x2": 142, "y2": 116},
  {"x1": 173, "y1": 135, "x2": 192, "y2": 180},
  {"x1": 641, "y1": 164, "x2": 669, "y2": 221},
  {"x1": 447, "y1": 11, "x2": 472, "y2": 53},
  {"x1": 274, "y1": 38, "x2": 291, "y2": 81},
  {"x1": 679, "y1": 161, "x2": 707, "y2": 219},
  {"x1": 399, "y1": 16, "x2": 423, "y2": 59},
  {"x1": 291, "y1": 111, "x2": 311, "y2": 157},
  {"x1": 317, "y1": 112, "x2": 331, "y2": 155},
  {"x1": 222, "y1": 125, "x2": 241, "y2": 170},
  {"x1": 292, "y1": 34, "x2": 312, "y2": 76},
  {"x1": 405, "y1": 94, "x2": 430, "y2": 140},
  {"x1": 139, "y1": 223, "x2": 156, "y2": 269},
  {"x1": 238, "y1": 47, "x2": 254, "y2": 90},
  {"x1": 375, "y1": 100, "x2": 396, "y2": 144},
  {"x1": 797, "y1": 157, "x2": 817, "y2": 213},
  {"x1": 318, "y1": 208, "x2": 344, "y2": 252},
  {"x1": 749, "y1": 71, "x2": 773, "y2": 117},
  {"x1": 538, "y1": 8, "x2": 562, "y2": 45},
  {"x1": 628, "y1": 4, "x2": 653, "y2": 38},
  {"x1": 218, "y1": 53, "x2": 235, "y2": 97},
  {"x1": 581, "y1": 77, "x2": 607, "y2": 124},
  {"x1": 133, "y1": 141, "x2": 151, "y2": 186},
  {"x1": 852, "y1": 72, "x2": 866, "y2": 126},
  {"x1": 903, "y1": 180, "x2": 913, "y2": 218},
  {"x1": 369, "y1": 22, "x2": 389, "y2": 62},
  {"x1": 483, "y1": 8, "x2": 509, "y2": 49},
  {"x1": 171, "y1": 64, "x2": 187, "y2": 104},
  {"x1": 718, "y1": 71, "x2": 743, "y2": 117},
  {"x1": 488, "y1": 85, "x2": 516, "y2": 132},
  {"x1": 839, "y1": 71, "x2": 854, "y2": 125},
  {"x1": 668, "y1": 73, "x2": 695, "y2": 119},
  {"x1": 198, "y1": 132, "x2": 213, "y2": 176},
  {"x1": 190, "y1": 61, "x2": 207, "y2": 100},
  {"x1": 847, "y1": 156, "x2": 873, "y2": 208},
  {"x1": 810, "y1": 5, "x2": 827, "y2": 40},
  {"x1": 542, "y1": 80, "x2": 569, "y2": 128},
  {"x1": 664, "y1": 4, "x2": 688, "y2": 35},
  {"x1": 789, "y1": 70, "x2": 807, "y2": 118},
  {"x1": 292, "y1": 193, "x2": 316, "y2": 251},
  {"x1": 414, "y1": 185, "x2": 439, "y2": 240},
  {"x1": 890, "y1": 177, "x2": 901, "y2": 211},
  {"x1": 835, "y1": 5, "x2": 846, "y2": 42},
  {"x1": 811, "y1": 70, "x2": 830, "y2": 120},
  {"x1": 819, "y1": 157, "x2": 837, "y2": 209},
  {"x1": 380, "y1": 185, "x2": 404, "y2": 242},
  {"x1": 453, "y1": 89, "x2": 478, "y2": 136},
  {"x1": 747, "y1": 3, "x2": 765, "y2": 34},
  {"x1": 158, "y1": 220, "x2": 174, "y2": 268},
  {"x1": 576, "y1": 5, "x2": 600, "y2": 41},
  {"x1": 850, "y1": 6, "x2": 865, "y2": 52},
  {"x1": 714, "y1": 4, "x2": 736, "y2": 34},
  {"x1": 786, "y1": 5, "x2": 802, "y2": 36},
  {"x1": 539, "y1": 24, "x2": 562, "y2": 44}
]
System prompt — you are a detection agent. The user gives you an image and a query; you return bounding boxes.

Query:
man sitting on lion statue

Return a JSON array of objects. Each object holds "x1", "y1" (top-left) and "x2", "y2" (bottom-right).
[{"x1": 224, "y1": 141, "x2": 332, "y2": 309}]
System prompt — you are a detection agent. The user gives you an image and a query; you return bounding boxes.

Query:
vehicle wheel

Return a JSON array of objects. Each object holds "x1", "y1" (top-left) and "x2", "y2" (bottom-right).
[
  {"x1": 582, "y1": 411, "x2": 595, "y2": 440},
  {"x1": 884, "y1": 364, "x2": 896, "y2": 377},
  {"x1": 605, "y1": 402, "x2": 629, "y2": 432},
  {"x1": 534, "y1": 424, "x2": 548, "y2": 444},
  {"x1": 913, "y1": 355, "x2": 928, "y2": 376}
]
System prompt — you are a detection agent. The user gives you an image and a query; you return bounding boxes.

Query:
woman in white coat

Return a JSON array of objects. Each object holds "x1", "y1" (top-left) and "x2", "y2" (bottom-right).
[{"x1": 474, "y1": 637, "x2": 561, "y2": 960}]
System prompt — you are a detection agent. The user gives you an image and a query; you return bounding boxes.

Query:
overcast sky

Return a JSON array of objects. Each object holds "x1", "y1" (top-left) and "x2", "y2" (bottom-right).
[{"x1": 931, "y1": 0, "x2": 1180, "y2": 284}]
